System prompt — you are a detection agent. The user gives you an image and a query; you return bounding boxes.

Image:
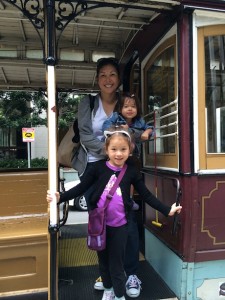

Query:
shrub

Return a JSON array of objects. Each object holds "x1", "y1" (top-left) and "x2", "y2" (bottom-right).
[{"x1": 0, "y1": 157, "x2": 48, "y2": 169}]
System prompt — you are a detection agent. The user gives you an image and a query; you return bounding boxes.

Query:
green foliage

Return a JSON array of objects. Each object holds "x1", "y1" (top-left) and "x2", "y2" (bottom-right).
[
  {"x1": 30, "y1": 157, "x2": 48, "y2": 168},
  {"x1": 0, "y1": 90, "x2": 85, "y2": 129},
  {"x1": 0, "y1": 157, "x2": 48, "y2": 169},
  {"x1": 57, "y1": 93, "x2": 84, "y2": 128},
  {"x1": 0, "y1": 91, "x2": 47, "y2": 128}
]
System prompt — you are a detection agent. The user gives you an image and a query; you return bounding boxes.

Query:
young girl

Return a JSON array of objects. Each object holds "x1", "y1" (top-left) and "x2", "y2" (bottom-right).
[
  {"x1": 102, "y1": 92, "x2": 154, "y2": 156},
  {"x1": 46, "y1": 128, "x2": 182, "y2": 300}
]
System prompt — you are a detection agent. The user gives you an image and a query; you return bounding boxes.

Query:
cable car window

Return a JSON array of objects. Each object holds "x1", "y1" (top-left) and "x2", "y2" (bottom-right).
[
  {"x1": 146, "y1": 46, "x2": 176, "y2": 153},
  {"x1": 205, "y1": 35, "x2": 225, "y2": 153},
  {"x1": 143, "y1": 36, "x2": 178, "y2": 169},
  {"x1": 198, "y1": 25, "x2": 225, "y2": 170}
]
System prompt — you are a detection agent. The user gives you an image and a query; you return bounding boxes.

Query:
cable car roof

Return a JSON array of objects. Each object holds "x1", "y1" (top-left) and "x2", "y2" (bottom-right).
[{"x1": 1, "y1": 0, "x2": 225, "y2": 92}]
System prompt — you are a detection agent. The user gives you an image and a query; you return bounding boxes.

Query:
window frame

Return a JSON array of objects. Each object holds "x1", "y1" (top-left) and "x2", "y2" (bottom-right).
[
  {"x1": 198, "y1": 25, "x2": 225, "y2": 170},
  {"x1": 142, "y1": 35, "x2": 178, "y2": 170}
]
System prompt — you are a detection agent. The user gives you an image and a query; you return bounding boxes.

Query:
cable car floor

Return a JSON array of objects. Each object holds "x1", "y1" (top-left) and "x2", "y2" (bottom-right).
[
  {"x1": 57, "y1": 223, "x2": 177, "y2": 300},
  {"x1": 2, "y1": 212, "x2": 177, "y2": 300}
]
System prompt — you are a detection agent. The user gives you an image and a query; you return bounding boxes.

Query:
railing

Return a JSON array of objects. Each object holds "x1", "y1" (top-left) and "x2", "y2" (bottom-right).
[
  {"x1": 142, "y1": 170, "x2": 182, "y2": 235},
  {"x1": 144, "y1": 98, "x2": 178, "y2": 148},
  {"x1": 59, "y1": 177, "x2": 69, "y2": 227}
]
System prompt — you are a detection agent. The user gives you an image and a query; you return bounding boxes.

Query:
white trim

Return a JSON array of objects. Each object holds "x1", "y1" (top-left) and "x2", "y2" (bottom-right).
[
  {"x1": 142, "y1": 166, "x2": 179, "y2": 173},
  {"x1": 0, "y1": 288, "x2": 47, "y2": 298},
  {"x1": 198, "y1": 169, "x2": 225, "y2": 175},
  {"x1": 0, "y1": 213, "x2": 48, "y2": 220},
  {"x1": 195, "y1": 9, "x2": 225, "y2": 27},
  {"x1": 47, "y1": 65, "x2": 58, "y2": 227},
  {"x1": 193, "y1": 13, "x2": 200, "y2": 174}
]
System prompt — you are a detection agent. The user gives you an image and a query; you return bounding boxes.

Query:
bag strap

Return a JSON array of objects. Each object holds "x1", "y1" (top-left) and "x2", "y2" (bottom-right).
[
  {"x1": 106, "y1": 164, "x2": 127, "y2": 203},
  {"x1": 72, "y1": 95, "x2": 95, "y2": 143},
  {"x1": 89, "y1": 94, "x2": 96, "y2": 111}
]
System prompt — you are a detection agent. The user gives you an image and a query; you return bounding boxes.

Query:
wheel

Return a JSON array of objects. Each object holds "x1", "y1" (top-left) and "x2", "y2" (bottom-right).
[{"x1": 74, "y1": 195, "x2": 87, "y2": 211}]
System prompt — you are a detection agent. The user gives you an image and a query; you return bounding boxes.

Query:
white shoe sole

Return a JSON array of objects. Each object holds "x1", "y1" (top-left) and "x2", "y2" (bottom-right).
[
  {"x1": 94, "y1": 284, "x2": 104, "y2": 291},
  {"x1": 126, "y1": 290, "x2": 140, "y2": 298}
]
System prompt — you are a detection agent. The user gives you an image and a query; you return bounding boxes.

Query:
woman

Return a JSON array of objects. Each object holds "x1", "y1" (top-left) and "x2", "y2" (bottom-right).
[{"x1": 73, "y1": 57, "x2": 120, "y2": 178}]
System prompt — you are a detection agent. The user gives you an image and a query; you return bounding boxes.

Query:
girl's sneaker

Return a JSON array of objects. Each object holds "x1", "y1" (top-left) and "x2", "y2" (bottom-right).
[
  {"x1": 94, "y1": 276, "x2": 104, "y2": 290},
  {"x1": 102, "y1": 289, "x2": 115, "y2": 300},
  {"x1": 126, "y1": 275, "x2": 142, "y2": 298}
]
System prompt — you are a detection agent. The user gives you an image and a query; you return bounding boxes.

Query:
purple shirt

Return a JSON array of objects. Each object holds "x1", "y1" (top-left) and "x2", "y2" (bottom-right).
[{"x1": 97, "y1": 161, "x2": 127, "y2": 227}]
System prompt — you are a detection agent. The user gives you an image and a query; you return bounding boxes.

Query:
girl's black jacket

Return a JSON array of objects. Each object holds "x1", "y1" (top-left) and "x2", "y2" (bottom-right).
[{"x1": 59, "y1": 159, "x2": 171, "y2": 217}]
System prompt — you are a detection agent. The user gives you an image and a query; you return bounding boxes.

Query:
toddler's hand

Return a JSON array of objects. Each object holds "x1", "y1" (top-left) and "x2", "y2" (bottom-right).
[
  {"x1": 46, "y1": 190, "x2": 60, "y2": 203},
  {"x1": 141, "y1": 132, "x2": 149, "y2": 140},
  {"x1": 121, "y1": 124, "x2": 129, "y2": 129},
  {"x1": 168, "y1": 203, "x2": 182, "y2": 216},
  {"x1": 141, "y1": 128, "x2": 153, "y2": 141}
]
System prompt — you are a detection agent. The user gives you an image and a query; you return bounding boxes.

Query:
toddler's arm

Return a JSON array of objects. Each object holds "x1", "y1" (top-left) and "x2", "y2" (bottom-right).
[
  {"x1": 102, "y1": 112, "x2": 119, "y2": 131},
  {"x1": 141, "y1": 128, "x2": 153, "y2": 140}
]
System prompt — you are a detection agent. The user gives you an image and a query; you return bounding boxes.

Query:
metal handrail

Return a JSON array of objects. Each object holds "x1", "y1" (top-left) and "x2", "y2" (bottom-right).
[
  {"x1": 160, "y1": 175, "x2": 182, "y2": 235},
  {"x1": 58, "y1": 178, "x2": 69, "y2": 228},
  {"x1": 142, "y1": 171, "x2": 182, "y2": 235}
]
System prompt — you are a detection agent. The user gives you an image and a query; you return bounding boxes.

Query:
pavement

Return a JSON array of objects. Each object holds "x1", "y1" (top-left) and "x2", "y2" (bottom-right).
[{"x1": 59, "y1": 205, "x2": 88, "y2": 225}]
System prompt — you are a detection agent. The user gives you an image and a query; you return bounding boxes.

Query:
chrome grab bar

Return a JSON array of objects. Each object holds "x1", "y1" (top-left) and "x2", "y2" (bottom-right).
[
  {"x1": 142, "y1": 171, "x2": 182, "y2": 235},
  {"x1": 58, "y1": 177, "x2": 69, "y2": 228}
]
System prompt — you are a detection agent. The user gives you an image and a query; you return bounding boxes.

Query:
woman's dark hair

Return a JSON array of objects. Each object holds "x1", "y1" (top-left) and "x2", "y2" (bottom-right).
[
  {"x1": 119, "y1": 92, "x2": 141, "y2": 119},
  {"x1": 96, "y1": 57, "x2": 120, "y2": 77}
]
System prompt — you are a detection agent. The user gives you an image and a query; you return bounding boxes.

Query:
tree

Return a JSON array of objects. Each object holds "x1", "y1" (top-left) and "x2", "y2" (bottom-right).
[
  {"x1": 0, "y1": 90, "x2": 85, "y2": 129},
  {"x1": 0, "y1": 90, "x2": 85, "y2": 159},
  {"x1": 57, "y1": 92, "x2": 83, "y2": 128},
  {"x1": 0, "y1": 91, "x2": 47, "y2": 128},
  {"x1": 0, "y1": 91, "x2": 48, "y2": 159}
]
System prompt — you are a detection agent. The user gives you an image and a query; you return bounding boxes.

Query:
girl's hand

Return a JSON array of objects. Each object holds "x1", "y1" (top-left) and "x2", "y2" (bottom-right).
[
  {"x1": 46, "y1": 190, "x2": 60, "y2": 203},
  {"x1": 168, "y1": 203, "x2": 182, "y2": 216}
]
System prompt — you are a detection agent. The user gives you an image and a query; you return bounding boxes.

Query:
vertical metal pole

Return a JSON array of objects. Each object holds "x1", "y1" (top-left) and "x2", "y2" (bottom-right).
[
  {"x1": 44, "y1": 1, "x2": 58, "y2": 300},
  {"x1": 47, "y1": 65, "x2": 58, "y2": 300},
  {"x1": 48, "y1": 66, "x2": 58, "y2": 226},
  {"x1": 27, "y1": 142, "x2": 31, "y2": 168}
]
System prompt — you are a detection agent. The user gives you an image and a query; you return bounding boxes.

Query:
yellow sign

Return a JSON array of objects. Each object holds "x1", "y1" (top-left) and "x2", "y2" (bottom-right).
[{"x1": 22, "y1": 128, "x2": 35, "y2": 142}]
